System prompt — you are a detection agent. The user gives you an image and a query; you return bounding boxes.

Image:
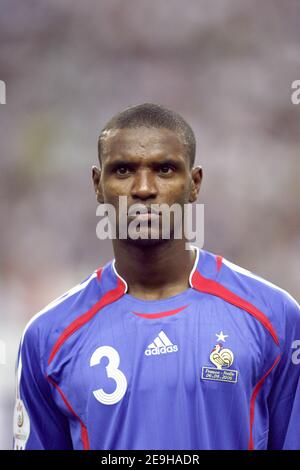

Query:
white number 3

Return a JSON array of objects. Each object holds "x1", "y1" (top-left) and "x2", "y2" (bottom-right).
[{"x1": 90, "y1": 346, "x2": 127, "y2": 405}]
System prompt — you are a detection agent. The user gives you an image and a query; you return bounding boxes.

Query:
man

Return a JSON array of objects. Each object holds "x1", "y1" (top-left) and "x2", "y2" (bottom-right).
[{"x1": 14, "y1": 103, "x2": 300, "y2": 450}]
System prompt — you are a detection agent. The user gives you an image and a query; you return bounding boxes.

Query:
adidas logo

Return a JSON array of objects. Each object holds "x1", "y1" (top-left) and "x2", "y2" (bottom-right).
[{"x1": 144, "y1": 330, "x2": 178, "y2": 356}]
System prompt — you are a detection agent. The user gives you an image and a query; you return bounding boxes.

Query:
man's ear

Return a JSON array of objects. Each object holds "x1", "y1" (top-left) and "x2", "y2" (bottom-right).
[
  {"x1": 189, "y1": 166, "x2": 203, "y2": 202},
  {"x1": 92, "y1": 166, "x2": 104, "y2": 203}
]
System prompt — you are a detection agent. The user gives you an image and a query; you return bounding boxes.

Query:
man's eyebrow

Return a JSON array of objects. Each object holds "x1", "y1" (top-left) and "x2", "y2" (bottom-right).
[
  {"x1": 152, "y1": 157, "x2": 184, "y2": 165},
  {"x1": 103, "y1": 154, "x2": 186, "y2": 169},
  {"x1": 104, "y1": 157, "x2": 134, "y2": 167}
]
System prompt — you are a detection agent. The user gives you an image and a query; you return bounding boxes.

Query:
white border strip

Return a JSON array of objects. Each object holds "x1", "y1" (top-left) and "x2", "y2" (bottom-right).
[
  {"x1": 112, "y1": 260, "x2": 128, "y2": 293},
  {"x1": 189, "y1": 245, "x2": 200, "y2": 287}
]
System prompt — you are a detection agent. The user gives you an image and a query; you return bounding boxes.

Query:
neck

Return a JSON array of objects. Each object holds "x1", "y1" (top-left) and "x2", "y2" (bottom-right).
[{"x1": 113, "y1": 239, "x2": 197, "y2": 300}]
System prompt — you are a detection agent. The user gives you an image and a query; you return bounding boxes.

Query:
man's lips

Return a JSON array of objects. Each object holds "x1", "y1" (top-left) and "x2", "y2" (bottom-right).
[
  {"x1": 127, "y1": 204, "x2": 161, "y2": 217},
  {"x1": 130, "y1": 212, "x2": 161, "y2": 221}
]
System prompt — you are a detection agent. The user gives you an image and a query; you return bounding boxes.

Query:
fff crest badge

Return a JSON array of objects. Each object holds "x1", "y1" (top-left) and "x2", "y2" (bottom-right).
[{"x1": 202, "y1": 338, "x2": 239, "y2": 384}]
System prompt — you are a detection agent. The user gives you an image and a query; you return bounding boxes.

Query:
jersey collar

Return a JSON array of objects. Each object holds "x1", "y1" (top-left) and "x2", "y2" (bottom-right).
[{"x1": 99, "y1": 245, "x2": 200, "y2": 295}]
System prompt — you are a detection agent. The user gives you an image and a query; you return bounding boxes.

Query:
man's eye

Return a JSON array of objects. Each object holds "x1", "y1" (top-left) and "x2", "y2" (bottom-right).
[
  {"x1": 159, "y1": 165, "x2": 174, "y2": 175},
  {"x1": 115, "y1": 166, "x2": 130, "y2": 176}
]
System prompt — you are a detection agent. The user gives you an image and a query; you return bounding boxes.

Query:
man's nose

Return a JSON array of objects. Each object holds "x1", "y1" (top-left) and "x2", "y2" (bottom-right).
[{"x1": 131, "y1": 170, "x2": 158, "y2": 200}]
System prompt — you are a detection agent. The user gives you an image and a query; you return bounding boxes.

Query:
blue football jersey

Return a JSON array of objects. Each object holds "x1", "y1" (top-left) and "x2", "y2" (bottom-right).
[{"x1": 14, "y1": 247, "x2": 300, "y2": 450}]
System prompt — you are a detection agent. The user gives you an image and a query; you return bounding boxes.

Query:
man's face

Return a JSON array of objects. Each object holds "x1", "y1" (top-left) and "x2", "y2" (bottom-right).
[{"x1": 92, "y1": 126, "x2": 202, "y2": 244}]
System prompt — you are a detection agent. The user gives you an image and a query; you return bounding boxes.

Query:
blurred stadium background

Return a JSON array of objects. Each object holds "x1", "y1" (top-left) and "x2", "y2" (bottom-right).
[{"x1": 1, "y1": 0, "x2": 300, "y2": 449}]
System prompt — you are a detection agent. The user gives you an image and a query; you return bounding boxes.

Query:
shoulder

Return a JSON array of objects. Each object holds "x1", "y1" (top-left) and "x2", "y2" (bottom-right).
[
  {"x1": 20, "y1": 270, "x2": 102, "y2": 356},
  {"x1": 220, "y1": 255, "x2": 298, "y2": 309},
  {"x1": 218, "y1": 254, "x2": 300, "y2": 346}
]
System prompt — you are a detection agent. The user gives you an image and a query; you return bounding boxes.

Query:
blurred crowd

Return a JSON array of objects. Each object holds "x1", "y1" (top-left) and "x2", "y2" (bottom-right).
[{"x1": 0, "y1": 0, "x2": 299, "y2": 449}]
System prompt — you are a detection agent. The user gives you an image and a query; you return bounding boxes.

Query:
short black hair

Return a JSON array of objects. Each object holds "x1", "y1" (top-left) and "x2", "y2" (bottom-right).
[{"x1": 98, "y1": 103, "x2": 196, "y2": 168}]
